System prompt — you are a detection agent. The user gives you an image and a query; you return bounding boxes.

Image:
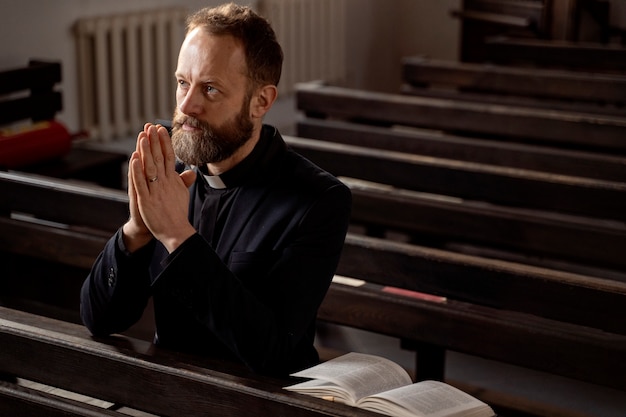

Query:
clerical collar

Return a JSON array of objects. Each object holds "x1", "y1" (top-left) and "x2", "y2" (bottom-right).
[
  {"x1": 204, "y1": 174, "x2": 227, "y2": 189},
  {"x1": 196, "y1": 125, "x2": 277, "y2": 190}
]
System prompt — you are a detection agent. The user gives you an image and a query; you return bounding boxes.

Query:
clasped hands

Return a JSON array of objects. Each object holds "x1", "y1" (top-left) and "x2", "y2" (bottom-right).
[{"x1": 122, "y1": 123, "x2": 197, "y2": 254}]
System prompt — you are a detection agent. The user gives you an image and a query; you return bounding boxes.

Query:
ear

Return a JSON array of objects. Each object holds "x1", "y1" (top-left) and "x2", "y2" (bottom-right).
[{"x1": 250, "y1": 84, "x2": 278, "y2": 119}]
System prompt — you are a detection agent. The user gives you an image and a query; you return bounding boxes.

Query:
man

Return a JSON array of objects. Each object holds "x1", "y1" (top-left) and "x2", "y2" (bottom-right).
[{"x1": 80, "y1": 3, "x2": 351, "y2": 376}]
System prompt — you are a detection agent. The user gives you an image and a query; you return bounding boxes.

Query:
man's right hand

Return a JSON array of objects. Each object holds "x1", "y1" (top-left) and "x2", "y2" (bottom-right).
[{"x1": 121, "y1": 126, "x2": 156, "y2": 253}]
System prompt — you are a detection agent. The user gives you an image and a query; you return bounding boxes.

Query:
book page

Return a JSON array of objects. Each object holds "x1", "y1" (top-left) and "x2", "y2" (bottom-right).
[
  {"x1": 284, "y1": 378, "x2": 354, "y2": 404},
  {"x1": 289, "y1": 352, "x2": 413, "y2": 404},
  {"x1": 358, "y1": 380, "x2": 494, "y2": 417}
]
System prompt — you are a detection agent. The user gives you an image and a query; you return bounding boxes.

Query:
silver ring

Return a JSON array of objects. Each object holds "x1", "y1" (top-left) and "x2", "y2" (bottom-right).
[{"x1": 148, "y1": 176, "x2": 158, "y2": 183}]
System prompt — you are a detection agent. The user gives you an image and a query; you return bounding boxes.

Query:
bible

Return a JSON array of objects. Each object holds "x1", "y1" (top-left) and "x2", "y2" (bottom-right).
[{"x1": 285, "y1": 352, "x2": 495, "y2": 417}]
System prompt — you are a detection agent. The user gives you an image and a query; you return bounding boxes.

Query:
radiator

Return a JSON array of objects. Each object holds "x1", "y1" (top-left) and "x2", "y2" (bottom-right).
[
  {"x1": 259, "y1": 0, "x2": 348, "y2": 96},
  {"x1": 74, "y1": 8, "x2": 187, "y2": 142}
]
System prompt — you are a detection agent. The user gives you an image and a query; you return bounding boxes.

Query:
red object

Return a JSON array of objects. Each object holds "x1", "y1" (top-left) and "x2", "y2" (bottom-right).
[
  {"x1": 382, "y1": 286, "x2": 447, "y2": 303},
  {"x1": 0, "y1": 120, "x2": 72, "y2": 168}
]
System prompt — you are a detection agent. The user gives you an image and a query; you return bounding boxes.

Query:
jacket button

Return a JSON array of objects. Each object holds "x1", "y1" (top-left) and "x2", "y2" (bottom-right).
[{"x1": 107, "y1": 267, "x2": 116, "y2": 287}]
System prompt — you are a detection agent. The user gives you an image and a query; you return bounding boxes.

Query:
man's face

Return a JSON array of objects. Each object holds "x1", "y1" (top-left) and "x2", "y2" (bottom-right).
[{"x1": 171, "y1": 28, "x2": 254, "y2": 166}]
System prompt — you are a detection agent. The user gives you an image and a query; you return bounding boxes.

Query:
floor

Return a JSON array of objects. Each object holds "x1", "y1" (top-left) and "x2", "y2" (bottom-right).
[{"x1": 85, "y1": 95, "x2": 626, "y2": 417}]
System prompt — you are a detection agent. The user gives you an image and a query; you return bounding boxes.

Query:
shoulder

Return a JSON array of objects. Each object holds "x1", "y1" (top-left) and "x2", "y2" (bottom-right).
[
  {"x1": 264, "y1": 127, "x2": 341, "y2": 187},
  {"x1": 281, "y1": 143, "x2": 350, "y2": 198}
]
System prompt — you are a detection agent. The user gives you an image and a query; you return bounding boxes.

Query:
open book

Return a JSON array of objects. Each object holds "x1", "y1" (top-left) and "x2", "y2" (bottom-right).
[{"x1": 285, "y1": 352, "x2": 495, "y2": 417}]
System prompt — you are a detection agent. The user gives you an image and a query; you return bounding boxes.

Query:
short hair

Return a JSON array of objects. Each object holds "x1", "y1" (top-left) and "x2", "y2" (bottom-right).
[{"x1": 186, "y1": 3, "x2": 283, "y2": 89}]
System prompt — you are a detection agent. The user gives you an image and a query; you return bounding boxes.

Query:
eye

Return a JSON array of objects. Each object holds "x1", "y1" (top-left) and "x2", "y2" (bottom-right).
[
  {"x1": 204, "y1": 84, "x2": 218, "y2": 95},
  {"x1": 177, "y1": 79, "x2": 189, "y2": 89}
]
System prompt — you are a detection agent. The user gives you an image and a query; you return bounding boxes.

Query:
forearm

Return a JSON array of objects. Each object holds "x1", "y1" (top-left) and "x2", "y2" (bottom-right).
[{"x1": 80, "y1": 229, "x2": 155, "y2": 336}]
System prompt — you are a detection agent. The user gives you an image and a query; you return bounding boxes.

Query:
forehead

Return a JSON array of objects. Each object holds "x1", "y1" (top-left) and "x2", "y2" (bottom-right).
[{"x1": 176, "y1": 27, "x2": 247, "y2": 84}]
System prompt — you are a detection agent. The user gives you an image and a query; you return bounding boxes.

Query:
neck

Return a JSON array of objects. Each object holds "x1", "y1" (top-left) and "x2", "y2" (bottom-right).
[{"x1": 206, "y1": 125, "x2": 262, "y2": 175}]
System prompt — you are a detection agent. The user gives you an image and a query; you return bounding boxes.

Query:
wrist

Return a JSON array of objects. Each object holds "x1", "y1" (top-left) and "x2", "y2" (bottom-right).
[
  {"x1": 159, "y1": 225, "x2": 197, "y2": 254},
  {"x1": 122, "y1": 221, "x2": 153, "y2": 253}
]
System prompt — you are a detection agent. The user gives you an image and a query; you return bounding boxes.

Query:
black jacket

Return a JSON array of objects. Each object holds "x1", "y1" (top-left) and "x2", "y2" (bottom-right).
[{"x1": 80, "y1": 126, "x2": 351, "y2": 375}]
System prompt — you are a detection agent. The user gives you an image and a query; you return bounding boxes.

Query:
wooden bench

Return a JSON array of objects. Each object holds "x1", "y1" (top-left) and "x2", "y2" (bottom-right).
[
  {"x1": 483, "y1": 36, "x2": 626, "y2": 73},
  {"x1": 295, "y1": 81, "x2": 626, "y2": 154},
  {"x1": 293, "y1": 81, "x2": 626, "y2": 273},
  {"x1": 451, "y1": 0, "x2": 551, "y2": 63},
  {"x1": 0, "y1": 306, "x2": 376, "y2": 417},
  {"x1": 293, "y1": 84, "x2": 626, "y2": 263},
  {"x1": 284, "y1": 136, "x2": 626, "y2": 276},
  {"x1": 291, "y1": 81, "x2": 626, "y2": 396},
  {"x1": 296, "y1": 116, "x2": 626, "y2": 183},
  {"x1": 0, "y1": 60, "x2": 127, "y2": 189},
  {"x1": 401, "y1": 55, "x2": 626, "y2": 116},
  {"x1": 2, "y1": 171, "x2": 626, "y2": 398},
  {"x1": 0, "y1": 60, "x2": 62, "y2": 124}
]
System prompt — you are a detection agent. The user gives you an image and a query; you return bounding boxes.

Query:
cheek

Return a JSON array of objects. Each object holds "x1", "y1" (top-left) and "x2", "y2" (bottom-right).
[{"x1": 175, "y1": 88, "x2": 185, "y2": 105}]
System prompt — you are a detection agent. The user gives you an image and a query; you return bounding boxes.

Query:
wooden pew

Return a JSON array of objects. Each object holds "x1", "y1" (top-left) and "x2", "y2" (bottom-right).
[
  {"x1": 321, "y1": 267, "x2": 626, "y2": 391},
  {"x1": 5, "y1": 145, "x2": 626, "y2": 278},
  {"x1": 0, "y1": 382, "x2": 124, "y2": 417},
  {"x1": 285, "y1": 133, "x2": 626, "y2": 221},
  {"x1": 284, "y1": 137, "x2": 626, "y2": 275},
  {"x1": 0, "y1": 171, "x2": 129, "y2": 324},
  {"x1": 0, "y1": 61, "x2": 63, "y2": 124},
  {"x1": 0, "y1": 60, "x2": 127, "y2": 189},
  {"x1": 483, "y1": 36, "x2": 626, "y2": 73},
  {"x1": 0, "y1": 306, "x2": 375, "y2": 417},
  {"x1": 401, "y1": 55, "x2": 626, "y2": 115},
  {"x1": 291, "y1": 80, "x2": 626, "y2": 395},
  {"x1": 295, "y1": 81, "x2": 626, "y2": 154},
  {"x1": 296, "y1": 118, "x2": 626, "y2": 183},
  {"x1": 2, "y1": 170, "x2": 624, "y2": 331},
  {"x1": 451, "y1": 0, "x2": 551, "y2": 63},
  {"x1": 2, "y1": 171, "x2": 626, "y2": 395}
]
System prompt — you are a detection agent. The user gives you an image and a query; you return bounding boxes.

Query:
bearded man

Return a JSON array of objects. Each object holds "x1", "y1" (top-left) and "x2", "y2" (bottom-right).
[{"x1": 80, "y1": 3, "x2": 351, "y2": 376}]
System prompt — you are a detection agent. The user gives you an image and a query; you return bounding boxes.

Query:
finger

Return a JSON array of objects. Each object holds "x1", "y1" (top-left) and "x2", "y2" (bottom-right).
[
  {"x1": 139, "y1": 135, "x2": 158, "y2": 183},
  {"x1": 136, "y1": 129, "x2": 149, "y2": 175},
  {"x1": 127, "y1": 153, "x2": 142, "y2": 219},
  {"x1": 148, "y1": 125, "x2": 166, "y2": 177},
  {"x1": 136, "y1": 123, "x2": 152, "y2": 153},
  {"x1": 157, "y1": 125, "x2": 177, "y2": 174},
  {"x1": 127, "y1": 152, "x2": 138, "y2": 195},
  {"x1": 130, "y1": 155, "x2": 149, "y2": 198}
]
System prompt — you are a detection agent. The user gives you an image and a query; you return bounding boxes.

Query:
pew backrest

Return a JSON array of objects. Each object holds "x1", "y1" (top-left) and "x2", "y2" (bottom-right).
[
  {"x1": 401, "y1": 55, "x2": 626, "y2": 113},
  {"x1": 296, "y1": 81, "x2": 626, "y2": 153},
  {"x1": 484, "y1": 36, "x2": 626, "y2": 73},
  {"x1": 0, "y1": 60, "x2": 62, "y2": 126},
  {"x1": 0, "y1": 307, "x2": 374, "y2": 417},
  {"x1": 284, "y1": 135, "x2": 626, "y2": 224},
  {"x1": 296, "y1": 118, "x2": 626, "y2": 183}
]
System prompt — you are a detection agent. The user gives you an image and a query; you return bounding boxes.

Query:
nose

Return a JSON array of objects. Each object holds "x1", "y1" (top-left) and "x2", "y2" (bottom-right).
[{"x1": 177, "y1": 86, "x2": 203, "y2": 116}]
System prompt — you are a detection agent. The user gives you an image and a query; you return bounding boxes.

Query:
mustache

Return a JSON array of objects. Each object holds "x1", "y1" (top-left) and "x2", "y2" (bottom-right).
[{"x1": 173, "y1": 115, "x2": 206, "y2": 130}]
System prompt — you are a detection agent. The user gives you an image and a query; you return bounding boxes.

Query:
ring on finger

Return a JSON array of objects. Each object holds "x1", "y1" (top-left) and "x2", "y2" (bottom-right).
[{"x1": 148, "y1": 176, "x2": 158, "y2": 183}]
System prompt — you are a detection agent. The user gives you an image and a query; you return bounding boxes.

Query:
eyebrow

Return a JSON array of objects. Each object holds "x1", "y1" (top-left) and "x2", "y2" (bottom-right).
[{"x1": 175, "y1": 72, "x2": 225, "y2": 87}]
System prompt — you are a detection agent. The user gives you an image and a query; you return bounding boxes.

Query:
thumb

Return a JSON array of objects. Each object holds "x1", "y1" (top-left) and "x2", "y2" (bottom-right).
[{"x1": 180, "y1": 169, "x2": 197, "y2": 188}]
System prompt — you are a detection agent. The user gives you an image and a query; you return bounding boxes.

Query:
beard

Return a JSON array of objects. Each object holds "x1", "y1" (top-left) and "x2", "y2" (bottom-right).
[{"x1": 170, "y1": 99, "x2": 254, "y2": 167}]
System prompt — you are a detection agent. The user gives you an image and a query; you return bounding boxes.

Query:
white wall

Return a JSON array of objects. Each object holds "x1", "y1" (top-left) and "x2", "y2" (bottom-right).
[{"x1": 344, "y1": 0, "x2": 460, "y2": 92}]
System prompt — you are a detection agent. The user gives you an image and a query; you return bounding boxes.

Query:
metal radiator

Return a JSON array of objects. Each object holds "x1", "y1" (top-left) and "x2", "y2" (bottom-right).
[{"x1": 74, "y1": 8, "x2": 187, "y2": 141}]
